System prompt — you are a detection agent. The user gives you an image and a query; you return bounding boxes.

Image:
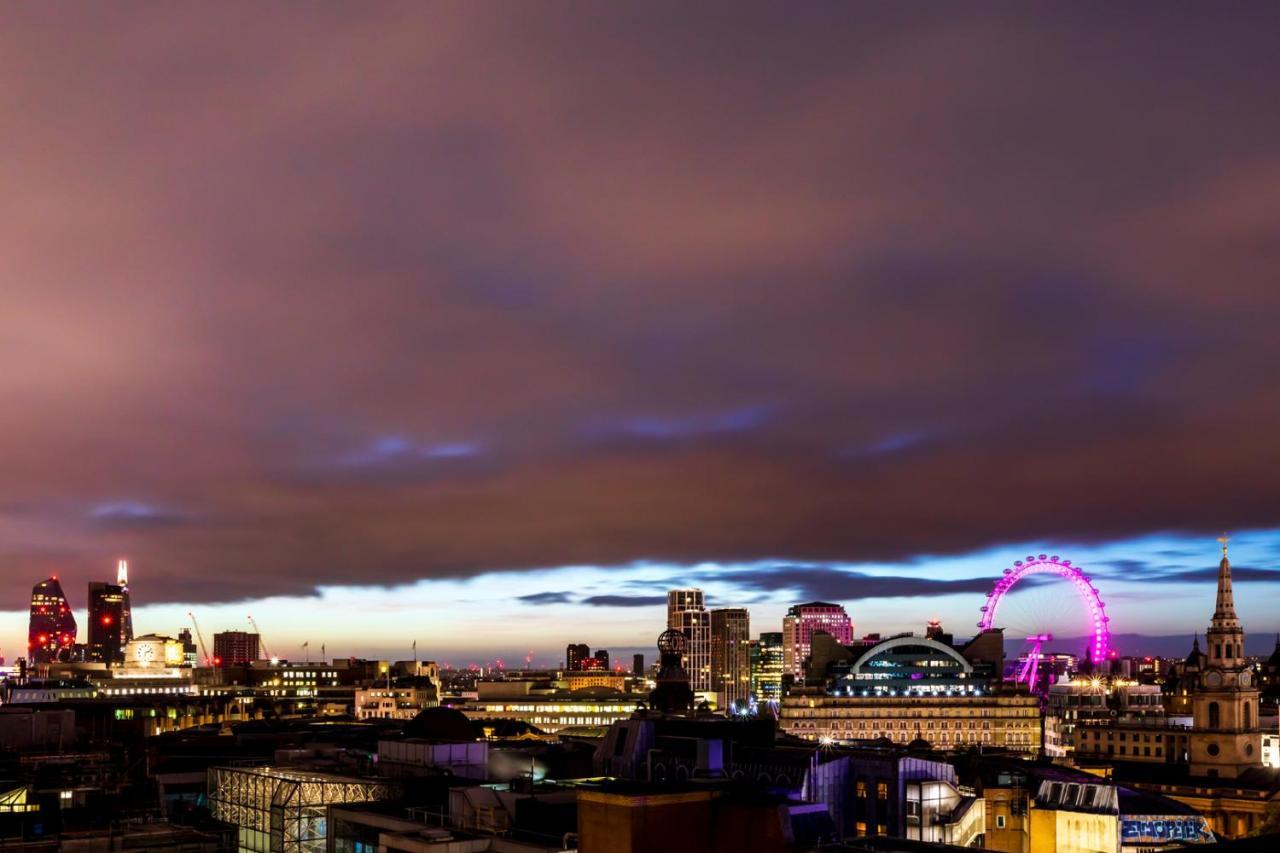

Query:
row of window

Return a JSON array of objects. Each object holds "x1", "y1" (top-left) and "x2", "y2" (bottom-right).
[{"x1": 790, "y1": 719, "x2": 1036, "y2": 731}]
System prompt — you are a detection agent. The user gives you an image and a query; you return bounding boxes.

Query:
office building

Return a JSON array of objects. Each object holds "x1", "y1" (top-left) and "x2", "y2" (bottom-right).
[
  {"x1": 666, "y1": 588, "x2": 704, "y2": 624},
  {"x1": 751, "y1": 632, "x2": 784, "y2": 703},
  {"x1": 710, "y1": 607, "x2": 751, "y2": 710},
  {"x1": 177, "y1": 628, "x2": 199, "y2": 667},
  {"x1": 780, "y1": 691, "x2": 1042, "y2": 753},
  {"x1": 594, "y1": 648, "x2": 610, "y2": 670},
  {"x1": 633, "y1": 653, "x2": 645, "y2": 675},
  {"x1": 87, "y1": 581, "x2": 128, "y2": 665},
  {"x1": 779, "y1": 633, "x2": 1040, "y2": 752},
  {"x1": 355, "y1": 681, "x2": 438, "y2": 720},
  {"x1": 28, "y1": 576, "x2": 77, "y2": 664},
  {"x1": 667, "y1": 588, "x2": 712, "y2": 692},
  {"x1": 782, "y1": 601, "x2": 853, "y2": 679},
  {"x1": 566, "y1": 643, "x2": 590, "y2": 671},
  {"x1": 213, "y1": 631, "x2": 261, "y2": 666}
]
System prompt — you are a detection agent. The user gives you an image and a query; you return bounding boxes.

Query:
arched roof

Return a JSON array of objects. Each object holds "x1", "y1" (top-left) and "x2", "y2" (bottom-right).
[{"x1": 850, "y1": 636, "x2": 972, "y2": 675}]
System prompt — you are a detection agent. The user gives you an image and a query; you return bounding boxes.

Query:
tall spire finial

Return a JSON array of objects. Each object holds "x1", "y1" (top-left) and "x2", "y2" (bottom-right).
[{"x1": 1211, "y1": 535, "x2": 1240, "y2": 627}]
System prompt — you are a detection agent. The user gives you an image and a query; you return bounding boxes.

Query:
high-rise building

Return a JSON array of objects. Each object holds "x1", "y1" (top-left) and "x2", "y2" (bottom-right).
[
  {"x1": 117, "y1": 559, "x2": 134, "y2": 645},
  {"x1": 782, "y1": 601, "x2": 853, "y2": 679},
  {"x1": 666, "y1": 588, "x2": 704, "y2": 624},
  {"x1": 594, "y1": 649, "x2": 610, "y2": 670},
  {"x1": 633, "y1": 653, "x2": 645, "y2": 676},
  {"x1": 177, "y1": 628, "x2": 199, "y2": 667},
  {"x1": 566, "y1": 643, "x2": 590, "y2": 671},
  {"x1": 751, "y1": 631, "x2": 784, "y2": 703},
  {"x1": 87, "y1": 581, "x2": 128, "y2": 665},
  {"x1": 667, "y1": 588, "x2": 711, "y2": 692},
  {"x1": 28, "y1": 576, "x2": 77, "y2": 664},
  {"x1": 1189, "y1": 537, "x2": 1261, "y2": 779},
  {"x1": 213, "y1": 630, "x2": 261, "y2": 666},
  {"x1": 711, "y1": 608, "x2": 751, "y2": 710}
]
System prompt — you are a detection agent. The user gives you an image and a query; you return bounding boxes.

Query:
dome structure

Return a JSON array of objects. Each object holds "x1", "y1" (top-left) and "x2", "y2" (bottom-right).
[
  {"x1": 657, "y1": 629, "x2": 688, "y2": 655},
  {"x1": 402, "y1": 706, "x2": 477, "y2": 742}
]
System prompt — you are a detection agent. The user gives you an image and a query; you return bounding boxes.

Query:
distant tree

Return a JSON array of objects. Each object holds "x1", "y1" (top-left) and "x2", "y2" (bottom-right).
[{"x1": 1252, "y1": 802, "x2": 1280, "y2": 836}]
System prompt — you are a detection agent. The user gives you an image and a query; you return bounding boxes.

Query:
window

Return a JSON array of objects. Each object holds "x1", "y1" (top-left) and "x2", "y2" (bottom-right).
[
  {"x1": 855, "y1": 822, "x2": 867, "y2": 836},
  {"x1": 876, "y1": 781, "x2": 888, "y2": 800},
  {"x1": 996, "y1": 815, "x2": 1006, "y2": 829},
  {"x1": 856, "y1": 780, "x2": 867, "y2": 799},
  {"x1": 1209, "y1": 702, "x2": 1220, "y2": 729},
  {"x1": 1244, "y1": 702, "x2": 1252, "y2": 729}
]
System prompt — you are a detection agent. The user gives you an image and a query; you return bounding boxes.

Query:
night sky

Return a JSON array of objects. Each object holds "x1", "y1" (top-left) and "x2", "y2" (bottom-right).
[{"x1": 3, "y1": 4, "x2": 1280, "y2": 663}]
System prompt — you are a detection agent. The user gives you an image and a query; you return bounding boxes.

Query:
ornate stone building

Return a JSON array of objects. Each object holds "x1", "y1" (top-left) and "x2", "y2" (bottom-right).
[
  {"x1": 1113, "y1": 538, "x2": 1280, "y2": 838},
  {"x1": 1187, "y1": 537, "x2": 1262, "y2": 779}
]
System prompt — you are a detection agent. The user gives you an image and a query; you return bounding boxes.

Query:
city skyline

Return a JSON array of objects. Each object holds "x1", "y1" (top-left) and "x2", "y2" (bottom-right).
[
  {"x1": 6, "y1": 528, "x2": 1277, "y2": 665},
  {"x1": 3, "y1": 6, "x2": 1280, "y2": 665}
]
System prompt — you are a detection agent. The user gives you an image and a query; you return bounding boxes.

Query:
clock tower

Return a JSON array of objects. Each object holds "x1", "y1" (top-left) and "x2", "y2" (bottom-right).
[{"x1": 1188, "y1": 536, "x2": 1261, "y2": 778}]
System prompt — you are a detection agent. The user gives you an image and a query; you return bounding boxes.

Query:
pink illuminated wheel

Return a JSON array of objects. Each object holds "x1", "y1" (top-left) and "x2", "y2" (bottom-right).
[{"x1": 978, "y1": 554, "x2": 1111, "y2": 685}]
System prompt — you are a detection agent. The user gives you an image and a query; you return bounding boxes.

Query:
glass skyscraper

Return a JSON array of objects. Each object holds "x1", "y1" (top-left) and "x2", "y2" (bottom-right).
[{"x1": 28, "y1": 576, "x2": 77, "y2": 664}]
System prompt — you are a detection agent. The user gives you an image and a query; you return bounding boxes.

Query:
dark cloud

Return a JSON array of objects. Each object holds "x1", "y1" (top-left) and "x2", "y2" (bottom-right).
[
  {"x1": 0, "y1": 4, "x2": 1279, "y2": 609},
  {"x1": 1148, "y1": 566, "x2": 1280, "y2": 584},
  {"x1": 709, "y1": 567, "x2": 995, "y2": 602},
  {"x1": 581, "y1": 595, "x2": 669, "y2": 608},
  {"x1": 516, "y1": 591, "x2": 574, "y2": 605}
]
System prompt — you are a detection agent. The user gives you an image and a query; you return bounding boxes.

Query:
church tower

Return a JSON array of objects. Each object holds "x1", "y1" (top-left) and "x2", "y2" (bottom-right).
[{"x1": 1188, "y1": 535, "x2": 1261, "y2": 778}]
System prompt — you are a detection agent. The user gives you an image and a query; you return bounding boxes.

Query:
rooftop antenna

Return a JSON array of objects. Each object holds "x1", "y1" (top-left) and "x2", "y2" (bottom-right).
[{"x1": 117, "y1": 559, "x2": 129, "y2": 587}]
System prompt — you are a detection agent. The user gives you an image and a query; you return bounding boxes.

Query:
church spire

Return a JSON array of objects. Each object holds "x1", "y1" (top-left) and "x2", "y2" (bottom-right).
[{"x1": 1212, "y1": 533, "x2": 1239, "y2": 628}]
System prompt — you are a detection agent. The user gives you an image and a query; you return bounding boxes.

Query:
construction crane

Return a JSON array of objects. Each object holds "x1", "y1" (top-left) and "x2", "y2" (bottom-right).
[
  {"x1": 247, "y1": 615, "x2": 273, "y2": 660},
  {"x1": 187, "y1": 611, "x2": 211, "y2": 666}
]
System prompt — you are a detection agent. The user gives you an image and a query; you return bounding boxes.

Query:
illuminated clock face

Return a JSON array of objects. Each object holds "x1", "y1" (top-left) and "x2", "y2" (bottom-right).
[
  {"x1": 1239, "y1": 671, "x2": 1251, "y2": 687},
  {"x1": 1204, "y1": 670, "x2": 1222, "y2": 688},
  {"x1": 135, "y1": 644, "x2": 155, "y2": 662}
]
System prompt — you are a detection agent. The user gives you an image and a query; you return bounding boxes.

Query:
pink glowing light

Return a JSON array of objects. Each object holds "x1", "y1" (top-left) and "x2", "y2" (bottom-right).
[{"x1": 978, "y1": 555, "x2": 1112, "y2": 672}]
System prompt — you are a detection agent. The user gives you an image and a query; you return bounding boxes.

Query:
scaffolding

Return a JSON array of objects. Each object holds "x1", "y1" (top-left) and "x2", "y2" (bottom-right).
[{"x1": 208, "y1": 765, "x2": 392, "y2": 852}]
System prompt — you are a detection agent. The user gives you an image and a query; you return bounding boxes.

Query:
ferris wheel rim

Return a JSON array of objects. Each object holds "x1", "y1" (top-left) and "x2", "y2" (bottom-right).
[{"x1": 977, "y1": 554, "x2": 1111, "y2": 662}]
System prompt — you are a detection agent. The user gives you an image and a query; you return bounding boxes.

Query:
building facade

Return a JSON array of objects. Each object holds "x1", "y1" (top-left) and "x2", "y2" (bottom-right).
[
  {"x1": 355, "y1": 682, "x2": 438, "y2": 720},
  {"x1": 779, "y1": 692, "x2": 1042, "y2": 753},
  {"x1": 87, "y1": 581, "x2": 127, "y2": 665},
  {"x1": 751, "y1": 632, "x2": 784, "y2": 703},
  {"x1": 28, "y1": 577, "x2": 77, "y2": 664},
  {"x1": 668, "y1": 588, "x2": 712, "y2": 692},
  {"x1": 1107, "y1": 540, "x2": 1279, "y2": 840},
  {"x1": 782, "y1": 601, "x2": 853, "y2": 679},
  {"x1": 1189, "y1": 538, "x2": 1262, "y2": 778},
  {"x1": 710, "y1": 607, "x2": 751, "y2": 710},
  {"x1": 565, "y1": 643, "x2": 590, "y2": 671},
  {"x1": 213, "y1": 631, "x2": 262, "y2": 666},
  {"x1": 124, "y1": 633, "x2": 188, "y2": 669},
  {"x1": 116, "y1": 559, "x2": 133, "y2": 647}
]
